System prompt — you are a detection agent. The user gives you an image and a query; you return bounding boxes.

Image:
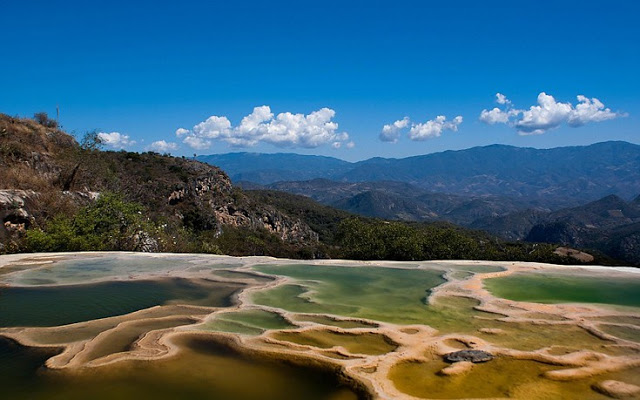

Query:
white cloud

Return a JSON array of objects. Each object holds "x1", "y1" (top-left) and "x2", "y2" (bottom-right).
[
  {"x1": 177, "y1": 106, "x2": 350, "y2": 150},
  {"x1": 379, "y1": 115, "x2": 462, "y2": 142},
  {"x1": 193, "y1": 116, "x2": 233, "y2": 138},
  {"x1": 345, "y1": 141, "x2": 355, "y2": 149},
  {"x1": 480, "y1": 92, "x2": 625, "y2": 135},
  {"x1": 175, "y1": 128, "x2": 190, "y2": 136},
  {"x1": 568, "y1": 95, "x2": 622, "y2": 126},
  {"x1": 496, "y1": 93, "x2": 511, "y2": 105},
  {"x1": 97, "y1": 132, "x2": 136, "y2": 149},
  {"x1": 479, "y1": 107, "x2": 512, "y2": 124},
  {"x1": 515, "y1": 93, "x2": 573, "y2": 135},
  {"x1": 380, "y1": 117, "x2": 410, "y2": 143},
  {"x1": 147, "y1": 140, "x2": 178, "y2": 153},
  {"x1": 182, "y1": 136, "x2": 211, "y2": 150},
  {"x1": 408, "y1": 115, "x2": 463, "y2": 141}
]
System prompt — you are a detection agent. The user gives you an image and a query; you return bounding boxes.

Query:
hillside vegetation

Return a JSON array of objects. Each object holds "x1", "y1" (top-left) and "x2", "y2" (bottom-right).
[{"x1": 0, "y1": 113, "x2": 617, "y2": 265}]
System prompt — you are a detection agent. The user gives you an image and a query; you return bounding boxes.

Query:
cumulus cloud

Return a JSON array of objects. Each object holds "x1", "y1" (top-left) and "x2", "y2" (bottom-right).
[
  {"x1": 379, "y1": 115, "x2": 462, "y2": 142},
  {"x1": 147, "y1": 140, "x2": 178, "y2": 153},
  {"x1": 380, "y1": 117, "x2": 410, "y2": 143},
  {"x1": 182, "y1": 136, "x2": 211, "y2": 150},
  {"x1": 480, "y1": 92, "x2": 625, "y2": 135},
  {"x1": 409, "y1": 115, "x2": 463, "y2": 141},
  {"x1": 496, "y1": 93, "x2": 511, "y2": 105},
  {"x1": 97, "y1": 132, "x2": 136, "y2": 149},
  {"x1": 568, "y1": 95, "x2": 621, "y2": 126},
  {"x1": 177, "y1": 106, "x2": 350, "y2": 150},
  {"x1": 175, "y1": 128, "x2": 190, "y2": 136},
  {"x1": 479, "y1": 107, "x2": 512, "y2": 124}
]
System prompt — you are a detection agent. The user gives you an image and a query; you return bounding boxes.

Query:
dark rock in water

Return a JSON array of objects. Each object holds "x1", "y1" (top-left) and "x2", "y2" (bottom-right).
[{"x1": 444, "y1": 350, "x2": 493, "y2": 363}]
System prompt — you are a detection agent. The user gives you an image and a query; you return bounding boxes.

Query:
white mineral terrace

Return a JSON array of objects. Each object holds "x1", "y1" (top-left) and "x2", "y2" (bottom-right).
[{"x1": 1, "y1": 252, "x2": 639, "y2": 400}]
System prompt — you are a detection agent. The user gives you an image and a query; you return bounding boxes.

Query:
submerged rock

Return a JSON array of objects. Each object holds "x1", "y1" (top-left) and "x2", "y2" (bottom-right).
[
  {"x1": 592, "y1": 380, "x2": 640, "y2": 399},
  {"x1": 439, "y1": 361, "x2": 474, "y2": 376},
  {"x1": 443, "y1": 350, "x2": 493, "y2": 363}
]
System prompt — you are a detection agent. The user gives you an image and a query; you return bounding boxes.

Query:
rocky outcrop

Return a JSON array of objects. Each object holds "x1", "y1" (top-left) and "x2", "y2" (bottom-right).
[
  {"x1": 131, "y1": 230, "x2": 159, "y2": 253},
  {"x1": 443, "y1": 350, "x2": 493, "y2": 363},
  {"x1": 165, "y1": 164, "x2": 317, "y2": 243},
  {"x1": 0, "y1": 190, "x2": 36, "y2": 244}
]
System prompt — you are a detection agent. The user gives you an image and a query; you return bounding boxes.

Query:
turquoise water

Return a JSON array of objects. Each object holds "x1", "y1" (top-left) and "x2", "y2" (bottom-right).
[
  {"x1": 484, "y1": 272, "x2": 640, "y2": 308},
  {"x1": 3, "y1": 254, "x2": 241, "y2": 286},
  {"x1": 0, "y1": 278, "x2": 242, "y2": 327},
  {"x1": 199, "y1": 309, "x2": 296, "y2": 335},
  {"x1": 252, "y1": 264, "x2": 447, "y2": 324}
]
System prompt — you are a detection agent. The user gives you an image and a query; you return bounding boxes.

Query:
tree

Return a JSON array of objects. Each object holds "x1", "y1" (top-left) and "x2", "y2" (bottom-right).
[
  {"x1": 80, "y1": 130, "x2": 104, "y2": 151},
  {"x1": 33, "y1": 112, "x2": 58, "y2": 128}
]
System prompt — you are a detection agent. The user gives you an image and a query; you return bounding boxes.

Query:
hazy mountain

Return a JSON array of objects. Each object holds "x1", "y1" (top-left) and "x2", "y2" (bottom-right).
[
  {"x1": 197, "y1": 152, "x2": 351, "y2": 183},
  {"x1": 201, "y1": 141, "x2": 640, "y2": 208},
  {"x1": 252, "y1": 179, "x2": 530, "y2": 226},
  {"x1": 342, "y1": 142, "x2": 640, "y2": 207}
]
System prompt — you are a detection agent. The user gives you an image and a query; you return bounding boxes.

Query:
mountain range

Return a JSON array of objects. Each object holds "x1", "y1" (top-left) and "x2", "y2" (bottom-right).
[
  {"x1": 198, "y1": 141, "x2": 640, "y2": 209},
  {"x1": 200, "y1": 142, "x2": 640, "y2": 265}
]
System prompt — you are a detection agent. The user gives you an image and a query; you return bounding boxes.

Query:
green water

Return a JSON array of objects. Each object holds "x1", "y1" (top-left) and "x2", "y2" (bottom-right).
[
  {"x1": 293, "y1": 314, "x2": 378, "y2": 329},
  {"x1": 0, "y1": 336, "x2": 360, "y2": 400},
  {"x1": 251, "y1": 264, "x2": 447, "y2": 325},
  {"x1": 272, "y1": 330, "x2": 397, "y2": 355},
  {"x1": 0, "y1": 278, "x2": 242, "y2": 327},
  {"x1": 484, "y1": 272, "x2": 640, "y2": 308},
  {"x1": 3, "y1": 254, "x2": 240, "y2": 286},
  {"x1": 387, "y1": 357, "x2": 640, "y2": 400},
  {"x1": 211, "y1": 270, "x2": 275, "y2": 283},
  {"x1": 199, "y1": 309, "x2": 296, "y2": 335}
]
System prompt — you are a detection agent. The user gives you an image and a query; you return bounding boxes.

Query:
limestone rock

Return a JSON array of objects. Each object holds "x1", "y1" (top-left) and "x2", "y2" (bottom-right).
[
  {"x1": 592, "y1": 380, "x2": 640, "y2": 399},
  {"x1": 444, "y1": 350, "x2": 493, "y2": 363},
  {"x1": 439, "y1": 361, "x2": 474, "y2": 376},
  {"x1": 478, "y1": 328, "x2": 505, "y2": 335}
]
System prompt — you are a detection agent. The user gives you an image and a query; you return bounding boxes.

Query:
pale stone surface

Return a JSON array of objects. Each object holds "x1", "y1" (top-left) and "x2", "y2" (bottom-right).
[
  {"x1": 478, "y1": 328, "x2": 505, "y2": 335},
  {"x1": 439, "y1": 361, "x2": 474, "y2": 376},
  {"x1": 592, "y1": 380, "x2": 640, "y2": 399}
]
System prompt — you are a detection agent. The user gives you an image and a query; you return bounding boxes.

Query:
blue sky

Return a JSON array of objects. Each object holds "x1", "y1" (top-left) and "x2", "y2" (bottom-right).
[{"x1": 2, "y1": 0, "x2": 638, "y2": 161}]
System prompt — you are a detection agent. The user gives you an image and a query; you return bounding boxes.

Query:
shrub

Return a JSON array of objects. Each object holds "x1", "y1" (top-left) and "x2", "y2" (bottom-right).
[
  {"x1": 25, "y1": 192, "x2": 154, "y2": 252},
  {"x1": 33, "y1": 112, "x2": 58, "y2": 129}
]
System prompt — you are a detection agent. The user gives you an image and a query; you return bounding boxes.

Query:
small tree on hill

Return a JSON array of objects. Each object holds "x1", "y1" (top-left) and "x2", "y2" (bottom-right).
[{"x1": 33, "y1": 112, "x2": 58, "y2": 129}]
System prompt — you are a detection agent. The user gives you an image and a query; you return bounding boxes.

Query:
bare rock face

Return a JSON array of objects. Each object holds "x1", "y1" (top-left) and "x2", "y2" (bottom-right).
[
  {"x1": 167, "y1": 165, "x2": 318, "y2": 244},
  {"x1": 132, "y1": 230, "x2": 159, "y2": 253},
  {"x1": 444, "y1": 350, "x2": 493, "y2": 363},
  {"x1": 592, "y1": 380, "x2": 640, "y2": 399},
  {"x1": 554, "y1": 246, "x2": 595, "y2": 262},
  {"x1": 0, "y1": 190, "x2": 36, "y2": 242}
]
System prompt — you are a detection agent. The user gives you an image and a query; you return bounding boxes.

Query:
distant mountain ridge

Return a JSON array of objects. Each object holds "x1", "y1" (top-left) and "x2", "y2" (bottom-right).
[
  {"x1": 199, "y1": 141, "x2": 640, "y2": 208},
  {"x1": 246, "y1": 179, "x2": 531, "y2": 226},
  {"x1": 522, "y1": 195, "x2": 640, "y2": 265},
  {"x1": 197, "y1": 152, "x2": 350, "y2": 184}
]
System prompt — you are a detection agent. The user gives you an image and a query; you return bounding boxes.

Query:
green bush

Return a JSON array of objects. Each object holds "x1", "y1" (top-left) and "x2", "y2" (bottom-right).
[{"x1": 25, "y1": 192, "x2": 153, "y2": 252}]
